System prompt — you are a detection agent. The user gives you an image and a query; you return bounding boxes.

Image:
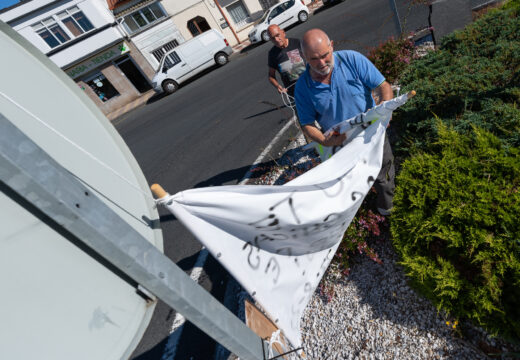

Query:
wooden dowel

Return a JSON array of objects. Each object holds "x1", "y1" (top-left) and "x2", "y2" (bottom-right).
[{"x1": 151, "y1": 183, "x2": 168, "y2": 199}]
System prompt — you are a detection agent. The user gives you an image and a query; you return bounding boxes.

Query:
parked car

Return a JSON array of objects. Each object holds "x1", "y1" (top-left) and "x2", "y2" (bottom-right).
[
  {"x1": 248, "y1": 0, "x2": 309, "y2": 44},
  {"x1": 152, "y1": 29, "x2": 232, "y2": 94}
]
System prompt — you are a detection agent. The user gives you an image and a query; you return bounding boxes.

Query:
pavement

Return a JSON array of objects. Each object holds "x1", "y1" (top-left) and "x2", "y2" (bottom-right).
[{"x1": 106, "y1": 89, "x2": 156, "y2": 121}]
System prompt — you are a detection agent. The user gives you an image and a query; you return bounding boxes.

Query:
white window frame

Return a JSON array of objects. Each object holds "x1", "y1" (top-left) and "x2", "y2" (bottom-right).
[
  {"x1": 151, "y1": 39, "x2": 180, "y2": 63},
  {"x1": 32, "y1": 7, "x2": 95, "y2": 49},
  {"x1": 32, "y1": 18, "x2": 70, "y2": 48},
  {"x1": 226, "y1": 0, "x2": 251, "y2": 28},
  {"x1": 56, "y1": 6, "x2": 94, "y2": 36},
  {"x1": 121, "y1": 2, "x2": 167, "y2": 35}
]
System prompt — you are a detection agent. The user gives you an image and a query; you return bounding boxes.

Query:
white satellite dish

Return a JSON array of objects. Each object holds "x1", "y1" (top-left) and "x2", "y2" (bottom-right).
[{"x1": 0, "y1": 22, "x2": 162, "y2": 360}]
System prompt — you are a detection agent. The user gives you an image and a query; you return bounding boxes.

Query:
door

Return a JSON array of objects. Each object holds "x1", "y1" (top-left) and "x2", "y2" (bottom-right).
[
  {"x1": 187, "y1": 16, "x2": 211, "y2": 36},
  {"x1": 281, "y1": 0, "x2": 297, "y2": 26},
  {"x1": 268, "y1": 4, "x2": 284, "y2": 25},
  {"x1": 277, "y1": 0, "x2": 296, "y2": 27},
  {"x1": 178, "y1": 39, "x2": 211, "y2": 71},
  {"x1": 163, "y1": 51, "x2": 191, "y2": 81},
  {"x1": 115, "y1": 55, "x2": 152, "y2": 93}
]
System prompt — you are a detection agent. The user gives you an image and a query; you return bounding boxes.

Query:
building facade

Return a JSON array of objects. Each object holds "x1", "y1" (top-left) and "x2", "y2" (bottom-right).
[
  {"x1": 161, "y1": 0, "x2": 273, "y2": 47},
  {"x1": 1, "y1": 0, "x2": 311, "y2": 117},
  {"x1": 109, "y1": 0, "x2": 185, "y2": 70},
  {"x1": 0, "y1": 0, "x2": 156, "y2": 115}
]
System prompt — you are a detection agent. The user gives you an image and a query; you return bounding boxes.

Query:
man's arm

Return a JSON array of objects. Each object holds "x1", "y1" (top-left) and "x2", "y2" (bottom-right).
[
  {"x1": 302, "y1": 125, "x2": 346, "y2": 147},
  {"x1": 268, "y1": 67, "x2": 286, "y2": 93},
  {"x1": 373, "y1": 81, "x2": 393, "y2": 105}
]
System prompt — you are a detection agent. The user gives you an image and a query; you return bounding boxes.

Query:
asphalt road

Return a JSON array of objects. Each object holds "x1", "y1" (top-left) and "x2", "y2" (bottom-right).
[{"x1": 114, "y1": 1, "x2": 430, "y2": 359}]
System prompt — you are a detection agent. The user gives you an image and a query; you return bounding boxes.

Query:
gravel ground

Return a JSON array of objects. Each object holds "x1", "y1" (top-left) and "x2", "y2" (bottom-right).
[
  {"x1": 246, "y1": 134, "x2": 520, "y2": 360},
  {"x1": 301, "y1": 239, "x2": 489, "y2": 360}
]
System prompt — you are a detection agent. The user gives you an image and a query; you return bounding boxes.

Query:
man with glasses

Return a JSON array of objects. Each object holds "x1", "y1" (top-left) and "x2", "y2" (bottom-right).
[
  {"x1": 267, "y1": 24, "x2": 306, "y2": 97},
  {"x1": 294, "y1": 28, "x2": 395, "y2": 216}
]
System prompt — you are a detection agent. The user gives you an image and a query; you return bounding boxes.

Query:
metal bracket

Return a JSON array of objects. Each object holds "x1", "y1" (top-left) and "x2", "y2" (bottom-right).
[{"x1": 0, "y1": 114, "x2": 268, "y2": 360}]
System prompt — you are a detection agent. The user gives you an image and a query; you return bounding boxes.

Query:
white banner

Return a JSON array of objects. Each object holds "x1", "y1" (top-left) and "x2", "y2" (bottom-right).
[{"x1": 160, "y1": 93, "x2": 413, "y2": 347}]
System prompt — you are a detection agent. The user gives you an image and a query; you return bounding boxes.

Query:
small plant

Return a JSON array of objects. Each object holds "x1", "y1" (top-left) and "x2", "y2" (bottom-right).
[
  {"x1": 334, "y1": 203, "x2": 386, "y2": 275},
  {"x1": 368, "y1": 34, "x2": 417, "y2": 84},
  {"x1": 317, "y1": 279, "x2": 335, "y2": 304}
]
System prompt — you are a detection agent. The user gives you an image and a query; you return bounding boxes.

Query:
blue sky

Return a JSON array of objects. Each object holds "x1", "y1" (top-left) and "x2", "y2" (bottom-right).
[{"x1": 0, "y1": 0, "x2": 19, "y2": 11}]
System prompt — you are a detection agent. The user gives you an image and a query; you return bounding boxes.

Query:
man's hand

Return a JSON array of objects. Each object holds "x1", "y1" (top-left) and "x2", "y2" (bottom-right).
[
  {"x1": 303, "y1": 125, "x2": 347, "y2": 147},
  {"x1": 276, "y1": 85, "x2": 287, "y2": 94},
  {"x1": 323, "y1": 131, "x2": 346, "y2": 147},
  {"x1": 269, "y1": 68, "x2": 287, "y2": 94},
  {"x1": 373, "y1": 81, "x2": 394, "y2": 105}
]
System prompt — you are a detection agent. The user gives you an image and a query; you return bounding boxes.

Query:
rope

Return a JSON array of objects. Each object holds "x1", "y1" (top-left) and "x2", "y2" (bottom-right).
[
  {"x1": 267, "y1": 330, "x2": 288, "y2": 358},
  {"x1": 279, "y1": 82, "x2": 312, "y2": 145},
  {"x1": 280, "y1": 82, "x2": 297, "y2": 120},
  {"x1": 0, "y1": 91, "x2": 156, "y2": 204},
  {"x1": 266, "y1": 330, "x2": 303, "y2": 360}
]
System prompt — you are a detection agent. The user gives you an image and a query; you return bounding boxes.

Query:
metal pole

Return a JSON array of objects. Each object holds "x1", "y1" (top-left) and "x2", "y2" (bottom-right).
[
  {"x1": 214, "y1": 0, "x2": 241, "y2": 44},
  {"x1": 389, "y1": 0, "x2": 403, "y2": 35},
  {"x1": 0, "y1": 114, "x2": 267, "y2": 360}
]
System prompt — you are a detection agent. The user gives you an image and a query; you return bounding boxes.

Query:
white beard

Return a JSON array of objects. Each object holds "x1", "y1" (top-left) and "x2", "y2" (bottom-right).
[{"x1": 311, "y1": 56, "x2": 334, "y2": 76}]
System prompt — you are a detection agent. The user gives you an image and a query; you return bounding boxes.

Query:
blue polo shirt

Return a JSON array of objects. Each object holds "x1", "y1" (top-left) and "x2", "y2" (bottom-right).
[{"x1": 295, "y1": 50, "x2": 385, "y2": 133}]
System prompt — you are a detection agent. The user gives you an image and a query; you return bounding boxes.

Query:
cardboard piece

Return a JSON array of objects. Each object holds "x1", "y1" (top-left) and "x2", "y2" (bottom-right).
[{"x1": 245, "y1": 299, "x2": 287, "y2": 359}]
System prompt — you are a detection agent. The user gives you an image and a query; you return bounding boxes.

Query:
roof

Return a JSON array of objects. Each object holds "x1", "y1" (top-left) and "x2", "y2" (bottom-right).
[{"x1": 106, "y1": 0, "x2": 133, "y2": 11}]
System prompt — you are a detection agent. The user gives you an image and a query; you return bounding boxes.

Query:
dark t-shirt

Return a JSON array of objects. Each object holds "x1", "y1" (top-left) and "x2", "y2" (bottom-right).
[{"x1": 268, "y1": 38, "x2": 306, "y2": 93}]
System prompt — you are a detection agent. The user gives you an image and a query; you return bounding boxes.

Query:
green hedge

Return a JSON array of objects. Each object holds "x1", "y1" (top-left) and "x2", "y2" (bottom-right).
[
  {"x1": 394, "y1": 5, "x2": 520, "y2": 152},
  {"x1": 390, "y1": 3, "x2": 520, "y2": 341},
  {"x1": 391, "y1": 124, "x2": 520, "y2": 340}
]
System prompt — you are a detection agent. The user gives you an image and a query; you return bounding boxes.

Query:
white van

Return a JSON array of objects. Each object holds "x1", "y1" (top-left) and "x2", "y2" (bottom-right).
[{"x1": 152, "y1": 29, "x2": 232, "y2": 94}]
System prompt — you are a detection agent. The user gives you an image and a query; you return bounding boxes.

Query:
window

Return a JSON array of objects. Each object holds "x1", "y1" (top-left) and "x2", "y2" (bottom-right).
[
  {"x1": 57, "y1": 6, "x2": 94, "y2": 37},
  {"x1": 33, "y1": 7, "x2": 94, "y2": 49},
  {"x1": 122, "y1": 2, "x2": 167, "y2": 34},
  {"x1": 85, "y1": 73, "x2": 119, "y2": 102},
  {"x1": 259, "y1": 0, "x2": 278, "y2": 11},
  {"x1": 281, "y1": 0, "x2": 295, "y2": 10},
  {"x1": 187, "y1": 16, "x2": 211, "y2": 37},
  {"x1": 33, "y1": 18, "x2": 70, "y2": 48},
  {"x1": 151, "y1": 39, "x2": 179, "y2": 62},
  {"x1": 227, "y1": 1, "x2": 250, "y2": 27},
  {"x1": 268, "y1": 5, "x2": 283, "y2": 20},
  {"x1": 163, "y1": 51, "x2": 181, "y2": 72}
]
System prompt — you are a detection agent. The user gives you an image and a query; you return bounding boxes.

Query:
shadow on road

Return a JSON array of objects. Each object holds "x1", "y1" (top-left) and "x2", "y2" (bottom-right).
[
  {"x1": 313, "y1": 3, "x2": 337, "y2": 16},
  {"x1": 132, "y1": 253, "x2": 237, "y2": 360},
  {"x1": 194, "y1": 159, "x2": 278, "y2": 188},
  {"x1": 239, "y1": 41, "x2": 264, "y2": 53},
  {"x1": 146, "y1": 64, "x2": 226, "y2": 105},
  {"x1": 243, "y1": 104, "x2": 289, "y2": 120},
  {"x1": 146, "y1": 92, "x2": 167, "y2": 105}
]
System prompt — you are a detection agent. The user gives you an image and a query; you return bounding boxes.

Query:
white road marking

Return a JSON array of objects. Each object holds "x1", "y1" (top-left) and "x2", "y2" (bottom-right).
[{"x1": 239, "y1": 116, "x2": 297, "y2": 185}]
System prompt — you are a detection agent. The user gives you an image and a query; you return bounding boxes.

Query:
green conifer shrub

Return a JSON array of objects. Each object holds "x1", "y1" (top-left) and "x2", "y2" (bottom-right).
[
  {"x1": 393, "y1": 5, "x2": 520, "y2": 153},
  {"x1": 391, "y1": 123, "x2": 520, "y2": 340}
]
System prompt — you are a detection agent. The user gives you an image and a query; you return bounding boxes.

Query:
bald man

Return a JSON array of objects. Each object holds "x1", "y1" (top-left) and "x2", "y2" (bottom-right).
[
  {"x1": 267, "y1": 25, "x2": 306, "y2": 96},
  {"x1": 294, "y1": 29, "x2": 395, "y2": 215}
]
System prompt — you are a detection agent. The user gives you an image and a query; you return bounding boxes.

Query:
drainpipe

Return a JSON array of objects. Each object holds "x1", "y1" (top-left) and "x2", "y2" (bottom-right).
[
  {"x1": 214, "y1": 0, "x2": 241, "y2": 44},
  {"x1": 115, "y1": 17, "x2": 130, "y2": 38}
]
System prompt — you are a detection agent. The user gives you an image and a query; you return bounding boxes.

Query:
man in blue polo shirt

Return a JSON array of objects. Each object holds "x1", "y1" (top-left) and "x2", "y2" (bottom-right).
[{"x1": 294, "y1": 28, "x2": 395, "y2": 215}]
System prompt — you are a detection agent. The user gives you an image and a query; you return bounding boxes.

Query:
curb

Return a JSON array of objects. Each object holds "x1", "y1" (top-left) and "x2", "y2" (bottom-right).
[{"x1": 107, "y1": 90, "x2": 155, "y2": 121}]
